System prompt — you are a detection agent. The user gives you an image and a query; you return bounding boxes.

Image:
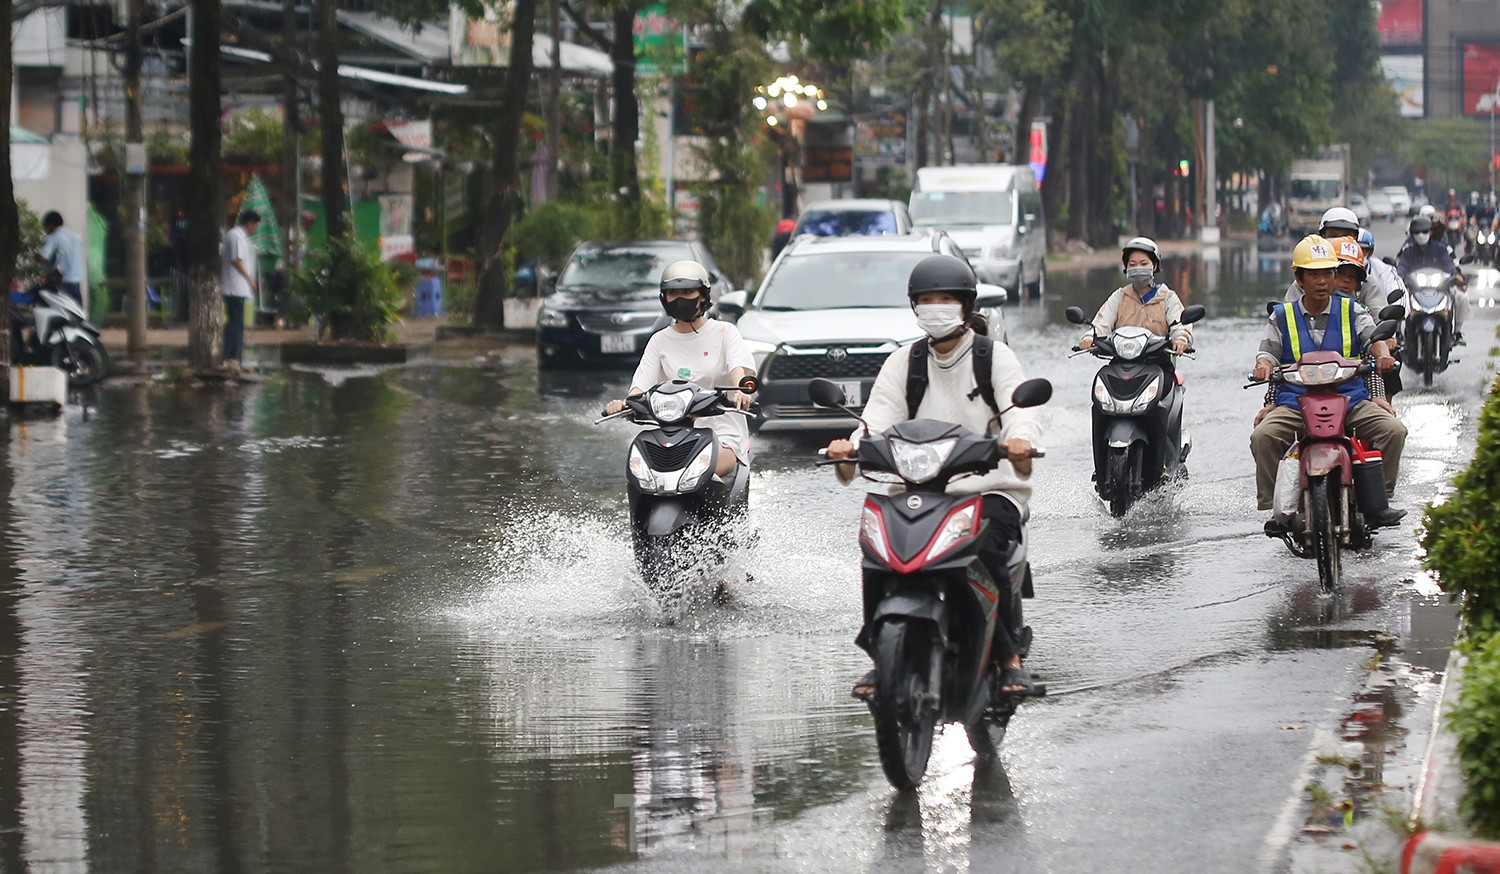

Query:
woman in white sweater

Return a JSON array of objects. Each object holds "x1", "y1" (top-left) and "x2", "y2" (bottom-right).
[{"x1": 825, "y1": 254, "x2": 1044, "y2": 698}]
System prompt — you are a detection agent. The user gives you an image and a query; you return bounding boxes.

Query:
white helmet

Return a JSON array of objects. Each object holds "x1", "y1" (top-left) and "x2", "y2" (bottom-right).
[
  {"x1": 1319, "y1": 206, "x2": 1360, "y2": 234},
  {"x1": 1121, "y1": 236, "x2": 1160, "y2": 269},
  {"x1": 1419, "y1": 204, "x2": 1438, "y2": 220}
]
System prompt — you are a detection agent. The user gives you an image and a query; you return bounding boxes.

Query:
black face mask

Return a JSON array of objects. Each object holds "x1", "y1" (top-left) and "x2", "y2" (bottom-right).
[{"x1": 664, "y1": 296, "x2": 702, "y2": 323}]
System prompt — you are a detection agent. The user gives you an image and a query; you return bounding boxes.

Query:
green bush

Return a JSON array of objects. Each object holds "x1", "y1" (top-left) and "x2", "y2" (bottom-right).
[
  {"x1": 289, "y1": 235, "x2": 405, "y2": 343},
  {"x1": 15, "y1": 200, "x2": 45, "y2": 287},
  {"x1": 1450, "y1": 633, "x2": 1500, "y2": 838},
  {"x1": 511, "y1": 202, "x2": 601, "y2": 273},
  {"x1": 1422, "y1": 377, "x2": 1500, "y2": 635}
]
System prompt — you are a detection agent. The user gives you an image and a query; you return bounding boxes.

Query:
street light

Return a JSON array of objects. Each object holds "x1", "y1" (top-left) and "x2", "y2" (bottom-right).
[{"x1": 753, "y1": 75, "x2": 829, "y2": 218}]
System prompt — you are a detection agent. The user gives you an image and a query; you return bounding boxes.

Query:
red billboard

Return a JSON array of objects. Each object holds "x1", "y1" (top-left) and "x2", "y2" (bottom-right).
[
  {"x1": 1376, "y1": 0, "x2": 1422, "y2": 48},
  {"x1": 1463, "y1": 43, "x2": 1500, "y2": 116}
]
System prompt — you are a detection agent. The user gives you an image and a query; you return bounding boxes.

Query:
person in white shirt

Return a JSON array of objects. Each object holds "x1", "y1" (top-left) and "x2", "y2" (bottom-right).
[
  {"x1": 824, "y1": 254, "x2": 1044, "y2": 698},
  {"x1": 220, "y1": 210, "x2": 260, "y2": 363},
  {"x1": 604, "y1": 260, "x2": 755, "y2": 478},
  {"x1": 37, "y1": 211, "x2": 86, "y2": 304}
]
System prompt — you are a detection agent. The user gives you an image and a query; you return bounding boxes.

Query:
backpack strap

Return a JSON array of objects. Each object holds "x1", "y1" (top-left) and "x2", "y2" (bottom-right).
[
  {"x1": 905, "y1": 337, "x2": 929, "y2": 420},
  {"x1": 969, "y1": 334, "x2": 1000, "y2": 417}
]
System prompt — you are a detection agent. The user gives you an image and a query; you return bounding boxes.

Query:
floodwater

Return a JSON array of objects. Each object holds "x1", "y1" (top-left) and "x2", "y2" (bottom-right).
[{"x1": 0, "y1": 234, "x2": 1482, "y2": 873}]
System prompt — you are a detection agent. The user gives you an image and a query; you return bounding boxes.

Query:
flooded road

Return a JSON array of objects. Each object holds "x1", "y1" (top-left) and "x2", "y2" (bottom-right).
[{"x1": 0, "y1": 234, "x2": 1486, "y2": 873}]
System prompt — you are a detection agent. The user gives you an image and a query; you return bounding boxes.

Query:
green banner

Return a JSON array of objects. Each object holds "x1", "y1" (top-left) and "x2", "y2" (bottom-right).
[
  {"x1": 633, "y1": 5, "x2": 684, "y2": 76},
  {"x1": 241, "y1": 174, "x2": 284, "y2": 263}
]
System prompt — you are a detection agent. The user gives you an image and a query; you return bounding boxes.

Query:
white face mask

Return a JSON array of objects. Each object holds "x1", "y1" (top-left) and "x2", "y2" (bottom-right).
[
  {"x1": 913, "y1": 303, "x2": 966, "y2": 339},
  {"x1": 1414, "y1": 232, "x2": 1430, "y2": 246}
]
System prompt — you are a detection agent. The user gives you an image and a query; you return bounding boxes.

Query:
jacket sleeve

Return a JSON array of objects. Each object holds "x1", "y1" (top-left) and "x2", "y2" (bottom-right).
[
  {"x1": 854, "y1": 348, "x2": 910, "y2": 445},
  {"x1": 1164, "y1": 289, "x2": 1191, "y2": 344},
  {"x1": 629, "y1": 334, "x2": 663, "y2": 394},
  {"x1": 1086, "y1": 289, "x2": 1123, "y2": 342},
  {"x1": 991, "y1": 342, "x2": 1043, "y2": 444}
]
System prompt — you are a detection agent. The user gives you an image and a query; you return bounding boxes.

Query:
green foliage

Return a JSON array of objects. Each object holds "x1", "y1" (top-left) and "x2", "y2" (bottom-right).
[
  {"x1": 222, "y1": 106, "x2": 283, "y2": 162},
  {"x1": 1449, "y1": 632, "x2": 1500, "y2": 838},
  {"x1": 978, "y1": 0, "x2": 1071, "y2": 81},
  {"x1": 511, "y1": 203, "x2": 601, "y2": 272},
  {"x1": 741, "y1": 0, "x2": 911, "y2": 66},
  {"x1": 14, "y1": 200, "x2": 45, "y2": 288},
  {"x1": 1401, "y1": 118, "x2": 1496, "y2": 193},
  {"x1": 1423, "y1": 378, "x2": 1500, "y2": 636},
  {"x1": 289, "y1": 235, "x2": 406, "y2": 343}
]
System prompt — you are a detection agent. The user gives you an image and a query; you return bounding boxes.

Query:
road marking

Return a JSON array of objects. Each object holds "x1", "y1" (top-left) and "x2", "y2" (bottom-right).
[{"x1": 1257, "y1": 720, "x2": 1339, "y2": 873}]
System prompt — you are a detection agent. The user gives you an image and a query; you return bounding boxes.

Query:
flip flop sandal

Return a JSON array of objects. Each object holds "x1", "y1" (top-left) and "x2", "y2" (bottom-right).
[{"x1": 851, "y1": 670, "x2": 876, "y2": 702}]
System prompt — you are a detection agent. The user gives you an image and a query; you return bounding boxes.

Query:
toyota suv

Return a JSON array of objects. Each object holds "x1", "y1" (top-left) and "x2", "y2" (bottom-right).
[{"x1": 714, "y1": 233, "x2": 1006, "y2": 432}]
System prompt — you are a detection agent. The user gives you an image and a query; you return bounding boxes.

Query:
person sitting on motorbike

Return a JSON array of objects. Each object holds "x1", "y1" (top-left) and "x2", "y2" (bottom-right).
[
  {"x1": 824, "y1": 254, "x2": 1043, "y2": 698},
  {"x1": 1252, "y1": 235, "x2": 1406, "y2": 533},
  {"x1": 1357, "y1": 227, "x2": 1407, "y2": 308},
  {"x1": 1397, "y1": 215, "x2": 1469, "y2": 344},
  {"x1": 1284, "y1": 208, "x2": 1372, "y2": 303},
  {"x1": 603, "y1": 260, "x2": 755, "y2": 478},
  {"x1": 1077, "y1": 236, "x2": 1193, "y2": 356}
]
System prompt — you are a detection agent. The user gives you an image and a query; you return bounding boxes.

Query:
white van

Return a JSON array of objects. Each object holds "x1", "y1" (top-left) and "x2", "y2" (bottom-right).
[{"x1": 909, "y1": 165, "x2": 1047, "y2": 300}]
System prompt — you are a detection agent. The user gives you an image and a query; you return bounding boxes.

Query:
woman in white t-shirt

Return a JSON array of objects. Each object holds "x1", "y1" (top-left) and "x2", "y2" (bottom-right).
[{"x1": 604, "y1": 260, "x2": 755, "y2": 476}]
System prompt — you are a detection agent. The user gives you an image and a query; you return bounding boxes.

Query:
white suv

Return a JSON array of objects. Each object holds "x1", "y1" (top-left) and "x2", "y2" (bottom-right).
[{"x1": 714, "y1": 233, "x2": 1007, "y2": 432}]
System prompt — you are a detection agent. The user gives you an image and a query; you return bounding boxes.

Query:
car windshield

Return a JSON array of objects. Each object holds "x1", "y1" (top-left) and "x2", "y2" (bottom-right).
[
  {"x1": 1291, "y1": 179, "x2": 1342, "y2": 200},
  {"x1": 796, "y1": 210, "x2": 899, "y2": 236},
  {"x1": 558, "y1": 247, "x2": 686, "y2": 290},
  {"x1": 756, "y1": 251, "x2": 936, "y2": 311},
  {"x1": 910, "y1": 191, "x2": 1013, "y2": 227}
]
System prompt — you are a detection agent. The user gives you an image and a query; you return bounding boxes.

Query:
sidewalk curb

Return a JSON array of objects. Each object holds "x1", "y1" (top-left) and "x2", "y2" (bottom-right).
[{"x1": 1402, "y1": 639, "x2": 1500, "y2": 874}]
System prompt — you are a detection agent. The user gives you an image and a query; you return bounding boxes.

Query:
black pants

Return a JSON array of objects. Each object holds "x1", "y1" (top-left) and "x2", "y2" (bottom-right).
[
  {"x1": 223, "y1": 297, "x2": 245, "y2": 362},
  {"x1": 977, "y1": 495, "x2": 1025, "y2": 663}
]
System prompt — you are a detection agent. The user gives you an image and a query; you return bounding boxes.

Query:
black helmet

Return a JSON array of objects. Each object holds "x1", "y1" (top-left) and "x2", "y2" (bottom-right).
[
  {"x1": 1409, "y1": 215, "x2": 1433, "y2": 235},
  {"x1": 907, "y1": 254, "x2": 978, "y2": 311}
]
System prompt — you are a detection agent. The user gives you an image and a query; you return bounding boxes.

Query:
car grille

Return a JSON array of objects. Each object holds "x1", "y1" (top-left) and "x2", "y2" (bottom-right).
[
  {"x1": 642, "y1": 440, "x2": 700, "y2": 470},
  {"x1": 575, "y1": 311, "x2": 657, "y2": 333},
  {"x1": 764, "y1": 351, "x2": 887, "y2": 381}
]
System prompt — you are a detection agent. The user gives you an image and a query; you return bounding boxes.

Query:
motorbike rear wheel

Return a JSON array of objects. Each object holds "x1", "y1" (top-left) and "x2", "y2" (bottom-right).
[
  {"x1": 50, "y1": 336, "x2": 109, "y2": 387},
  {"x1": 1105, "y1": 444, "x2": 1141, "y2": 518},
  {"x1": 872, "y1": 619, "x2": 941, "y2": 791},
  {"x1": 1309, "y1": 476, "x2": 1342, "y2": 593}
]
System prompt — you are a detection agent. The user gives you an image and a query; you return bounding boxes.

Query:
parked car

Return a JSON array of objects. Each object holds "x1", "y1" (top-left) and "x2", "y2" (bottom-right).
[
  {"x1": 536, "y1": 240, "x2": 733, "y2": 369},
  {"x1": 1365, "y1": 190, "x2": 1394, "y2": 220},
  {"x1": 1348, "y1": 193, "x2": 1372, "y2": 225},
  {"x1": 909, "y1": 164, "x2": 1047, "y2": 300},
  {"x1": 790, "y1": 198, "x2": 913, "y2": 239},
  {"x1": 714, "y1": 232, "x2": 1007, "y2": 432}
]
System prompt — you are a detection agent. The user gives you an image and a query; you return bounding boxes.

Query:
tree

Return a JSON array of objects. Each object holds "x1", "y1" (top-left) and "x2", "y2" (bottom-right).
[
  {"x1": 0, "y1": 0, "x2": 17, "y2": 378},
  {"x1": 562, "y1": 0, "x2": 647, "y2": 231},
  {"x1": 187, "y1": 0, "x2": 226, "y2": 371},
  {"x1": 316, "y1": 0, "x2": 347, "y2": 243}
]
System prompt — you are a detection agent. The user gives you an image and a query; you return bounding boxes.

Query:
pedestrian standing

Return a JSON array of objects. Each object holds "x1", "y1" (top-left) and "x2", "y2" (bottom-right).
[
  {"x1": 37, "y1": 211, "x2": 86, "y2": 305},
  {"x1": 220, "y1": 210, "x2": 260, "y2": 365}
]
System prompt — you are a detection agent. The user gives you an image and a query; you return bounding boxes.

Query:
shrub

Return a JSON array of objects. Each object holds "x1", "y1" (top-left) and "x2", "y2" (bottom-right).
[
  {"x1": 15, "y1": 200, "x2": 45, "y2": 287},
  {"x1": 511, "y1": 202, "x2": 601, "y2": 273},
  {"x1": 1422, "y1": 377, "x2": 1500, "y2": 636},
  {"x1": 1450, "y1": 633, "x2": 1500, "y2": 838},
  {"x1": 290, "y1": 235, "x2": 405, "y2": 343}
]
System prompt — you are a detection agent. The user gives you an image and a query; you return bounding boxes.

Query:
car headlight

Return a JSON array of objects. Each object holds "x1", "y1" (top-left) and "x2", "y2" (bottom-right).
[
  {"x1": 628, "y1": 444, "x2": 657, "y2": 491},
  {"x1": 649, "y1": 391, "x2": 690, "y2": 424},
  {"x1": 538, "y1": 307, "x2": 569, "y2": 328},
  {"x1": 744, "y1": 338, "x2": 778, "y2": 372},
  {"x1": 888, "y1": 437, "x2": 957, "y2": 484},
  {"x1": 925, "y1": 500, "x2": 980, "y2": 561},
  {"x1": 1113, "y1": 334, "x2": 1148, "y2": 360},
  {"x1": 680, "y1": 443, "x2": 715, "y2": 489}
]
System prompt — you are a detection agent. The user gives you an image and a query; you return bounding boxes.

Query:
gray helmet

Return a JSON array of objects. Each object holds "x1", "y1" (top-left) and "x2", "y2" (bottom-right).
[
  {"x1": 907, "y1": 254, "x2": 978, "y2": 311},
  {"x1": 1121, "y1": 236, "x2": 1160, "y2": 270}
]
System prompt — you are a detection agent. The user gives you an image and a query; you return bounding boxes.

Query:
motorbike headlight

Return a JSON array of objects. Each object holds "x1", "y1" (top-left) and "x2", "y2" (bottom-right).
[
  {"x1": 628, "y1": 445, "x2": 658, "y2": 491},
  {"x1": 861, "y1": 503, "x2": 890, "y2": 562},
  {"x1": 538, "y1": 307, "x2": 570, "y2": 328},
  {"x1": 1297, "y1": 362, "x2": 1356, "y2": 386},
  {"x1": 649, "y1": 390, "x2": 690, "y2": 424},
  {"x1": 680, "y1": 442, "x2": 715, "y2": 488},
  {"x1": 1126, "y1": 375, "x2": 1162, "y2": 413},
  {"x1": 1093, "y1": 375, "x2": 1119, "y2": 413},
  {"x1": 1113, "y1": 334, "x2": 1148, "y2": 360},
  {"x1": 888, "y1": 437, "x2": 958, "y2": 484},
  {"x1": 926, "y1": 501, "x2": 980, "y2": 561}
]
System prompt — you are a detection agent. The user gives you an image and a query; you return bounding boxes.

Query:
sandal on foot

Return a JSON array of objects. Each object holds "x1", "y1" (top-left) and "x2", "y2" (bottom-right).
[
  {"x1": 998, "y1": 666, "x2": 1043, "y2": 698},
  {"x1": 852, "y1": 670, "x2": 876, "y2": 701}
]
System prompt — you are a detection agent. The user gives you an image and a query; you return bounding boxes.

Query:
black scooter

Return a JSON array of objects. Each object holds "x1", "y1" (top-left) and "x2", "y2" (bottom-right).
[
  {"x1": 1066, "y1": 304, "x2": 1206, "y2": 516},
  {"x1": 1400, "y1": 268, "x2": 1459, "y2": 386},
  {"x1": 598, "y1": 376, "x2": 758, "y2": 613},
  {"x1": 809, "y1": 375, "x2": 1051, "y2": 791}
]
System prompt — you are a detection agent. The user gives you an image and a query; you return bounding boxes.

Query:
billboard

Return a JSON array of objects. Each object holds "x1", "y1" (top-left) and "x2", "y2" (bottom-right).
[
  {"x1": 854, "y1": 110, "x2": 908, "y2": 167},
  {"x1": 1375, "y1": 0, "x2": 1422, "y2": 48},
  {"x1": 1463, "y1": 43, "x2": 1500, "y2": 116},
  {"x1": 1381, "y1": 54, "x2": 1425, "y2": 118}
]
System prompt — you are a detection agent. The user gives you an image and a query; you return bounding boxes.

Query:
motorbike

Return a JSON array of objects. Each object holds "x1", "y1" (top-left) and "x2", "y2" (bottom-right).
[
  {"x1": 7, "y1": 284, "x2": 110, "y2": 387},
  {"x1": 1401, "y1": 267, "x2": 1460, "y2": 386},
  {"x1": 1446, "y1": 207, "x2": 1467, "y2": 249},
  {"x1": 1251, "y1": 314, "x2": 1402, "y2": 593},
  {"x1": 1258, "y1": 210, "x2": 1287, "y2": 239},
  {"x1": 597, "y1": 375, "x2": 758, "y2": 615},
  {"x1": 808, "y1": 375, "x2": 1052, "y2": 790},
  {"x1": 1065, "y1": 304, "x2": 1206, "y2": 516},
  {"x1": 1463, "y1": 228, "x2": 1499, "y2": 269}
]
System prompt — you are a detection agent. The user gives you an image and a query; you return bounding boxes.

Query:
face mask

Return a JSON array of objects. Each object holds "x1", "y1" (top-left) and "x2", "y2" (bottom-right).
[
  {"x1": 1414, "y1": 232, "x2": 1430, "y2": 246},
  {"x1": 664, "y1": 296, "x2": 702, "y2": 322},
  {"x1": 913, "y1": 303, "x2": 966, "y2": 339},
  {"x1": 1125, "y1": 266, "x2": 1155, "y2": 288}
]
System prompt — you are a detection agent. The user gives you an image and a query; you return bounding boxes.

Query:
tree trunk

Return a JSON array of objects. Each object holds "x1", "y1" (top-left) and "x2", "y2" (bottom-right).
[
  {"x1": 1040, "y1": 98, "x2": 1066, "y2": 249},
  {"x1": 1010, "y1": 79, "x2": 1039, "y2": 167},
  {"x1": 472, "y1": 0, "x2": 538, "y2": 329},
  {"x1": 545, "y1": 0, "x2": 562, "y2": 203},
  {"x1": 1065, "y1": 67, "x2": 1090, "y2": 242},
  {"x1": 316, "y1": 0, "x2": 345, "y2": 242},
  {"x1": 281, "y1": 0, "x2": 300, "y2": 270},
  {"x1": 1086, "y1": 52, "x2": 1118, "y2": 246},
  {"x1": 913, "y1": 0, "x2": 944, "y2": 170},
  {"x1": 187, "y1": 0, "x2": 225, "y2": 371},
  {"x1": 125, "y1": 0, "x2": 148, "y2": 360},
  {"x1": 609, "y1": 4, "x2": 640, "y2": 222},
  {"x1": 0, "y1": 0, "x2": 17, "y2": 380}
]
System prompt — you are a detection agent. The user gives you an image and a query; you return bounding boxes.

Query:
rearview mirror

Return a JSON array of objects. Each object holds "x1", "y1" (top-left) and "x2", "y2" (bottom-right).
[
  {"x1": 1372, "y1": 319, "x2": 1399, "y2": 342},
  {"x1": 808, "y1": 378, "x2": 846, "y2": 408},
  {"x1": 1009, "y1": 378, "x2": 1053, "y2": 409},
  {"x1": 1180, "y1": 304, "x2": 1207, "y2": 325},
  {"x1": 1064, "y1": 306, "x2": 1088, "y2": 325},
  {"x1": 715, "y1": 290, "x2": 749, "y2": 320},
  {"x1": 976, "y1": 282, "x2": 1008, "y2": 308},
  {"x1": 1388, "y1": 288, "x2": 1405, "y2": 304},
  {"x1": 1382, "y1": 256, "x2": 1397, "y2": 267},
  {"x1": 1379, "y1": 304, "x2": 1406, "y2": 322},
  {"x1": 1266, "y1": 300, "x2": 1280, "y2": 316}
]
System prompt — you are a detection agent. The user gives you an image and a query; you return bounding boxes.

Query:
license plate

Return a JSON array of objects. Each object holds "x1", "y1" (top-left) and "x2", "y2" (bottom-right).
[
  {"x1": 836, "y1": 380, "x2": 863, "y2": 406},
  {"x1": 600, "y1": 333, "x2": 637, "y2": 354}
]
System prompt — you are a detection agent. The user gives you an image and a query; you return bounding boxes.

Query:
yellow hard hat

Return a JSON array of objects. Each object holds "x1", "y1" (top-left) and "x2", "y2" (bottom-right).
[{"x1": 1292, "y1": 234, "x2": 1339, "y2": 270}]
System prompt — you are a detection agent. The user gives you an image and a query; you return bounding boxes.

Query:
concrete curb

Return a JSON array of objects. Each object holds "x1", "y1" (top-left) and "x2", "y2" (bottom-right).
[{"x1": 1402, "y1": 641, "x2": 1500, "y2": 874}]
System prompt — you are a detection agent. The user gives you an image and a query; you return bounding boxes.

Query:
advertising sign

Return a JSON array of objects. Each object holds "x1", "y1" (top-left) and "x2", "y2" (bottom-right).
[
  {"x1": 1463, "y1": 43, "x2": 1500, "y2": 117},
  {"x1": 854, "y1": 110, "x2": 908, "y2": 167},
  {"x1": 633, "y1": 5, "x2": 683, "y2": 75},
  {"x1": 449, "y1": 2, "x2": 511, "y2": 67},
  {"x1": 1380, "y1": 54, "x2": 1425, "y2": 118},
  {"x1": 804, "y1": 147, "x2": 854, "y2": 183},
  {"x1": 1375, "y1": 0, "x2": 1422, "y2": 48}
]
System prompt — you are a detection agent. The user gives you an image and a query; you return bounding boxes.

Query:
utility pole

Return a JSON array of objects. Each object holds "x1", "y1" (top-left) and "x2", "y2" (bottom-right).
[
  {"x1": 281, "y1": 0, "x2": 300, "y2": 270},
  {"x1": 124, "y1": 0, "x2": 148, "y2": 359},
  {"x1": 1201, "y1": 98, "x2": 1219, "y2": 244}
]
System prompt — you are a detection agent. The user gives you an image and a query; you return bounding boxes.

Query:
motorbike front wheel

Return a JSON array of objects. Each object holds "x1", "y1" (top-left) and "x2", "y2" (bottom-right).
[
  {"x1": 872, "y1": 619, "x2": 941, "y2": 791},
  {"x1": 51, "y1": 336, "x2": 110, "y2": 387},
  {"x1": 1309, "y1": 476, "x2": 1342, "y2": 593},
  {"x1": 1105, "y1": 444, "x2": 1141, "y2": 517}
]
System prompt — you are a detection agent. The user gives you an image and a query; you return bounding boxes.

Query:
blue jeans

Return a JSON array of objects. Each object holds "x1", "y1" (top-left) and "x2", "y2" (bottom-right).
[{"x1": 223, "y1": 297, "x2": 246, "y2": 362}]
